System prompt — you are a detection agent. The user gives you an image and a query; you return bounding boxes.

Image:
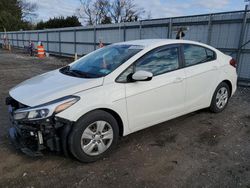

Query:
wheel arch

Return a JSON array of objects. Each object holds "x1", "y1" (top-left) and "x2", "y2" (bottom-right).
[
  {"x1": 99, "y1": 108, "x2": 124, "y2": 137},
  {"x1": 76, "y1": 108, "x2": 125, "y2": 137},
  {"x1": 209, "y1": 80, "x2": 232, "y2": 113},
  {"x1": 209, "y1": 79, "x2": 233, "y2": 107},
  {"x1": 221, "y1": 80, "x2": 232, "y2": 97}
]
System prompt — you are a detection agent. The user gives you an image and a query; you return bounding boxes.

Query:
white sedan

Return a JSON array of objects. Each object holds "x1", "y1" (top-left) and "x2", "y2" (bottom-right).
[{"x1": 6, "y1": 39, "x2": 237, "y2": 162}]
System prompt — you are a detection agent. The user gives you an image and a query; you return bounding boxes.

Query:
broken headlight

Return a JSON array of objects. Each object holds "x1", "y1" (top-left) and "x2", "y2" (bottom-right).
[{"x1": 13, "y1": 96, "x2": 80, "y2": 121}]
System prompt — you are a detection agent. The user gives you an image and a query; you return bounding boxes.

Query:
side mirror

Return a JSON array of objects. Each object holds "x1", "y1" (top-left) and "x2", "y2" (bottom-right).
[{"x1": 132, "y1": 70, "x2": 153, "y2": 81}]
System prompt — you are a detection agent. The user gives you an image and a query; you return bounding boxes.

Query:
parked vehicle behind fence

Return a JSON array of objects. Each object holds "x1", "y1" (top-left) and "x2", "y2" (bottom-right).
[{"x1": 6, "y1": 39, "x2": 237, "y2": 162}]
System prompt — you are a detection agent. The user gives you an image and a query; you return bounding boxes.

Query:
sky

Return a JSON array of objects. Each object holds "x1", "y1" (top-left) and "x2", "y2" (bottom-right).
[{"x1": 26, "y1": 0, "x2": 247, "y2": 22}]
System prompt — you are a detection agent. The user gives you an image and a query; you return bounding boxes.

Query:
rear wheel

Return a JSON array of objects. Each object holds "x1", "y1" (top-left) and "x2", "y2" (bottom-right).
[
  {"x1": 210, "y1": 82, "x2": 230, "y2": 113},
  {"x1": 68, "y1": 110, "x2": 119, "y2": 163}
]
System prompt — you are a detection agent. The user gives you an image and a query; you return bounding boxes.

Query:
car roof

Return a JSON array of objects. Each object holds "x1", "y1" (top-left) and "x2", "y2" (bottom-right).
[
  {"x1": 116, "y1": 39, "x2": 171, "y2": 47},
  {"x1": 114, "y1": 39, "x2": 217, "y2": 51}
]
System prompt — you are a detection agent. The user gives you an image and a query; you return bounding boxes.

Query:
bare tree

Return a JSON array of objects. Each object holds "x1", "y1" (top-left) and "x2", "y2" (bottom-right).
[
  {"x1": 77, "y1": 0, "x2": 94, "y2": 25},
  {"x1": 146, "y1": 11, "x2": 152, "y2": 20},
  {"x1": 77, "y1": 0, "x2": 111, "y2": 25},
  {"x1": 110, "y1": 0, "x2": 144, "y2": 23},
  {"x1": 109, "y1": 0, "x2": 125, "y2": 23},
  {"x1": 77, "y1": 0, "x2": 146, "y2": 25},
  {"x1": 19, "y1": 0, "x2": 38, "y2": 22},
  {"x1": 94, "y1": 0, "x2": 111, "y2": 24}
]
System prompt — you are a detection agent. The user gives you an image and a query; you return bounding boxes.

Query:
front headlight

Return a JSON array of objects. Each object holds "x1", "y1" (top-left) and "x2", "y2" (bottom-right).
[
  {"x1": 27, "y1": 109, "x2": 49, "y2": 119},
  {"x1": 13, "y1": 109, "x2": 49, "y2": 120},
  {"x1": 13, "y1": 96, "x2": 80, "y2": 121},
  {"x1": 13, "y1": 111, "x2": 29, "y2": 120}
]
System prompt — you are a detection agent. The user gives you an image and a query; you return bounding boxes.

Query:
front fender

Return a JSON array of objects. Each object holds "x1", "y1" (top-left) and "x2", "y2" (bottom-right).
[{"x1": 55, "y1": 84, "x2": 131, "y2": 136}]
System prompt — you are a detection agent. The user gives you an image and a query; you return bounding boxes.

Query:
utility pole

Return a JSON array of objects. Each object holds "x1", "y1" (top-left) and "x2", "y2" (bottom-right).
[{"x1": 245, "y1": 0, "x2": 250, "y2": 9}]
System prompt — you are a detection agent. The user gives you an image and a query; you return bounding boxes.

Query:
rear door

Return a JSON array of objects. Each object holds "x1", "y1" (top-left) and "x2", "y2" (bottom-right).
[
  {"x1": 182, "y1": 44, "x2": 219, "y2": 111},
  {"x1": 116, "y1": 45, "x2": 186, "y2": 132}
]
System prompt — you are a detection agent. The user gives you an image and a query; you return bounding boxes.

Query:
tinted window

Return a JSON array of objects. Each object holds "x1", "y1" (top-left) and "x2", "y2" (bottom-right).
[
  {"x1": 206, "y1": 48, "x2": 215, "y2": 59},
  {"x1": 135, "y1": 47, "x2": 179, "y2": 76},
  {"x1": 183, "y1": 44, "x2": 216, "y2": 67},
  {"x1": 116, "y1": 66, "x2": 134, "y2": 82}
]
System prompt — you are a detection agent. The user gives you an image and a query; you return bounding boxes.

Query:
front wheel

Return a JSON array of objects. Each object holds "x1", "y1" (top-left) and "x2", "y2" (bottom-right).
[
  {"x1": 68, "y1": 110, "x2": 119, "y2": 163},
  {"x1": 210, "y1": 82, "x2": 230, "y2": 113}
]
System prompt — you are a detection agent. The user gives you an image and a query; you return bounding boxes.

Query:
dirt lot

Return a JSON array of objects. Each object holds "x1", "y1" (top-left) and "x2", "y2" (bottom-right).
[{"x1": 0, "y1": 49, "x2": 250, "y2": 188}]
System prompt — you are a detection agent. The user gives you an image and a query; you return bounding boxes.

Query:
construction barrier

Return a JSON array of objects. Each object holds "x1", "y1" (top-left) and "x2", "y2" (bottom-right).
[{"x1": 37, "y1": 45, "x2": 45, "y2": 58}]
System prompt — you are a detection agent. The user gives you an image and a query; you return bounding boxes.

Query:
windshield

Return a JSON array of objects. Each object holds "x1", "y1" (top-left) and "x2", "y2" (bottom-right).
[{"x1": 60, "y1": 44, "x2": 143, "y2": 78}]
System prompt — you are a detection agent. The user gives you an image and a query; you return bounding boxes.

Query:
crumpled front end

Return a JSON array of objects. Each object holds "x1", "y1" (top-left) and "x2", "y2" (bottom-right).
[{"x1": 6, "y1": 96, "x2": 73, "y2": 157}]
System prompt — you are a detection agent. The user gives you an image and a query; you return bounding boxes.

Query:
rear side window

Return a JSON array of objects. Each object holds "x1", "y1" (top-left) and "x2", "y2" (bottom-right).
[{"x1": 183, "y1": 44, "x2": 216, "y2": 67}]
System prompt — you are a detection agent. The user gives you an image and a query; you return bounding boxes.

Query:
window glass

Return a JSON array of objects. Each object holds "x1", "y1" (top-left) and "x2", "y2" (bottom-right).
[
  {"x1": 116, "y1": 66, "x2": 134, "y2": 82},
  {"x1": 135, "y1": 47, "x2": 179, "y2": 76},
  {"x1": 183, "y1": 44, "x2": 216, "y2": 67},
  {"x1": 206, "y1": 48, "x2": 216, "y2": 60},
  {"x1": 66, "y1": 45, "x2": 143, "y2": 78}
]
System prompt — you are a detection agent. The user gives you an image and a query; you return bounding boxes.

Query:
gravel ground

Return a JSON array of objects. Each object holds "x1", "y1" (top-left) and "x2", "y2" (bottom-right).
[{"x1": 0, "y1": 49, "x2": 250, "y2": 188}]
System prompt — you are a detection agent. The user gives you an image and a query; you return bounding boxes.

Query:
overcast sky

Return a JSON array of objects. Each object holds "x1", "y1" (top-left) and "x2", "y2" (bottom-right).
[{"x1": 27, "y1": 0, "x2": 246, "y2": 22}]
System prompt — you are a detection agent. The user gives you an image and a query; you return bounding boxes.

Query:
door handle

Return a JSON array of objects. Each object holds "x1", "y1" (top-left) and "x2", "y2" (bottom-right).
[{"x1": 173, "y1": 77, "x2": 184, "y2": 83}]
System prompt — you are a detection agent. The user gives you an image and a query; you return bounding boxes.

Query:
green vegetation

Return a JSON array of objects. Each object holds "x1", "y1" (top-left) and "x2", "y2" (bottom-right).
[
  {"x1": 0, "y1": 0, "x2": 23, "y2": 31},
  {"x1": 0, "y1": 0, "x2": 146, "y2": 31},
  {"x1": 0, "y1": 0, "x2": 81, "y2": 31},
  {"x1": 36, "y1": 16, "x2": 81, "y2": 30}
]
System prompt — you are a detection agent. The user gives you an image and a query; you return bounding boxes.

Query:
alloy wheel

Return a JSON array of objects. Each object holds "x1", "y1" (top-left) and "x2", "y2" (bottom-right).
[
  {"x1": 80, "y1": 121, "x2": 114, "y2": 156},
  {"x1": 215, "y1": 87, "x2": 228, "y2": 109}
]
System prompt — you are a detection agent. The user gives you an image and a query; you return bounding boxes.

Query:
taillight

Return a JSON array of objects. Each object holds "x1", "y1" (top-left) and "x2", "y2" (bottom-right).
[{"x1": 230, "y1": 58, "x2": 237, "y2": 68}]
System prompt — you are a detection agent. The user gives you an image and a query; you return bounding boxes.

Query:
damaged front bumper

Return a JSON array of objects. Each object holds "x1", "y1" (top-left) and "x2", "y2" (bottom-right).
[
  {"x1": 9, "y1": 126, "x2": 44, "y2": 157},
  {"x1": 6, "y1": 97, "x2": 74, "y2": 157}
]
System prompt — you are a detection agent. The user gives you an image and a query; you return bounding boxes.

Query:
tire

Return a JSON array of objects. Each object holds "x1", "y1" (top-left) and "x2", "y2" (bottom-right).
[
  {"x1": 68, "y1": 110, "x2": 119, "y2": 163},
  {"x1": 210, "y1": 82, "x2": 230, "y2": 113}
]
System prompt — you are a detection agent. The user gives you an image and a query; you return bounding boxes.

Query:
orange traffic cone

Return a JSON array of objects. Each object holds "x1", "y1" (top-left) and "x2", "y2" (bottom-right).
[{"x1": 37, "y1": 45, "x2": 45, "y2": 58}]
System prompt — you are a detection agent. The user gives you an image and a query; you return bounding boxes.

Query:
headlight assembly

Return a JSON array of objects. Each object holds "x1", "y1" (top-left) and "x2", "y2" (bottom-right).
[
  {"x1": 13, "y1": 96, "x2": 80, "y2": 121},
  {"x1": 27, "y1": 109, "x2": 49, "y2": 119},
  {"x1": 13, "y1": 111, "x2": 28, "y2": 120},
  {"x1": 54, "y1": 99, "x2": 79, "y2": 114}
]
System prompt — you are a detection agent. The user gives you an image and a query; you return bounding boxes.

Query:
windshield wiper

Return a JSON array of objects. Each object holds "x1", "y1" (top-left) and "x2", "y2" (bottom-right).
[
  {"x1": 70, "y1": 69, "x2": 90, "y2": 78},
  {"x1": 60, "y1": 66, "x2": 101, "y2": 78},
  {"x1": 70, "y1": 69, "x2": 100, "y2": 78},
  {"x1": 60, "y1": 66, "x2": 79, "y2": 77}
]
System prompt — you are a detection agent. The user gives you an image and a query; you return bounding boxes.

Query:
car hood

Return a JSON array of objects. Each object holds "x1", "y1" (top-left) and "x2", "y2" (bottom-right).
[{"x1": 9, "y1": 69, "x2": 104, "y2": 106}]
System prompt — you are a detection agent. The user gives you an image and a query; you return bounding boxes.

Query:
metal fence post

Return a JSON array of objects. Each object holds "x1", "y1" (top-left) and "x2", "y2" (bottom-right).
[
  {"x1": 123, "y1": 23, "x2": 126, "y2": 41},
  {"x1": 46, "y1": 31, "x2": 49, "y2": 52},
  {"x1": 139, "y1": 21, "x2": 142, "y2": 39},
  {"x1": 94, "y1": 26, "x2": 96, "y2": 50},
  {"x1": 22, "y1": 32, "x2": 24, "y2": 47},
  {"x1": 237, "y1": 5, "x2": 248, "y2": 70},
  {"x1": 74, "y1": 29, "x2": 76, "y2": 54},
  {"x1": 11, "y1": 33, "x2": 14, "y2": 46},
  {"x1": 168, "y1": 18, "x2": 172, "y2": 39},
  {"x1": 207, "y1": 14, "x2": 213, "y2": 45},
  {"x1": 16, "y1": 33, "x2": 19, "y2": 47},
  {"x1": 59, "y1": 31, "x2": 61, "y2": 55},
  {"x1": 37, "y1": 32, "x2": 39, "y2": 44}
]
